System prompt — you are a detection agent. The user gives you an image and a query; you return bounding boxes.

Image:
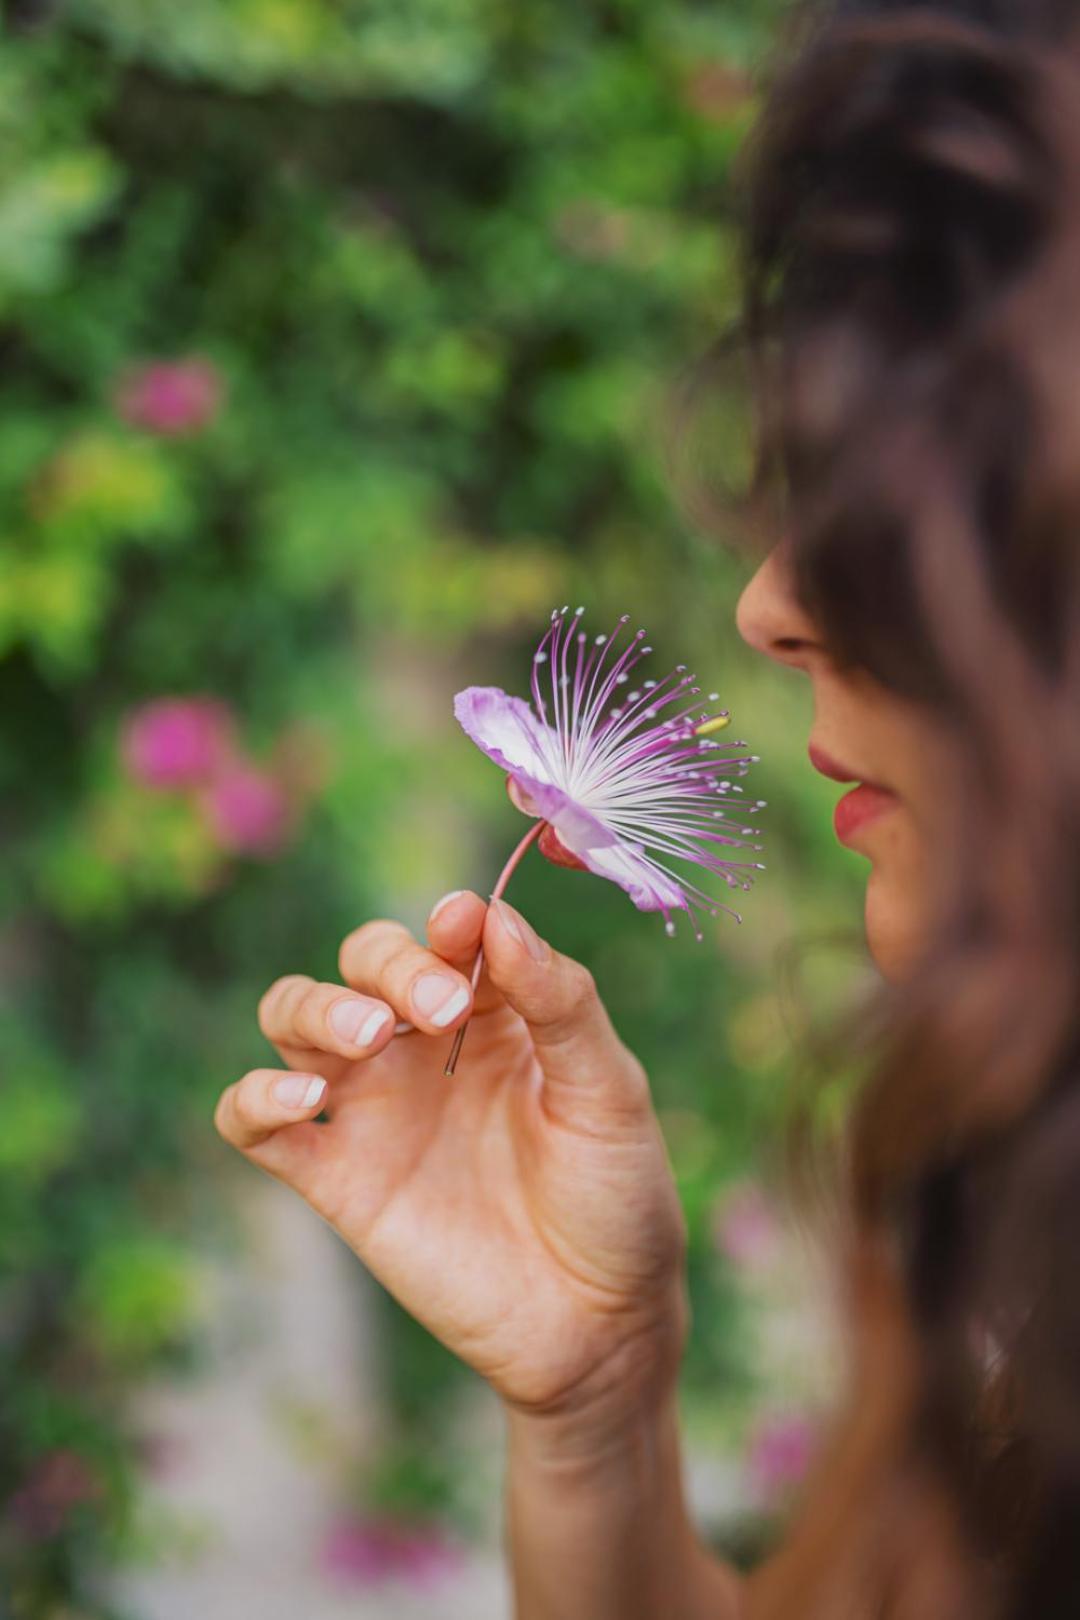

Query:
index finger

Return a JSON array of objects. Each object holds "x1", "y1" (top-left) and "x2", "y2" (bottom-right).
[{"x1": 338, "y1": 918, "x2": 475, "y2": 1034}]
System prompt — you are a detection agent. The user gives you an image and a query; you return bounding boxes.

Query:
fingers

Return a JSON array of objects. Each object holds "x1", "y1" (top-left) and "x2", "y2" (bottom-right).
[
  {"x1": 214, "y1": 1066, "x2": 327, "y2": 1187},
  {"x1": 258, "y1": 974, "x2": 396, "y2": 1065},
  {"x1": 338, "y1": 918, "x2": 475, "y2": 1033},
  {"x1": 425, "y1": 889, "x2": 487, "y2": 968},
  {"x1": 424, "y1": 889, "x2": 507, "y2": 1014},
  {"x1": 481, "y1": 898, "x2": 650, "y2": 1120}
]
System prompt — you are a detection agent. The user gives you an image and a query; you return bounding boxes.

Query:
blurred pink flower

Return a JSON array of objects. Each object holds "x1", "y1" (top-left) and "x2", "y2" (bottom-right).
[
  {"x1": 712, "y1": 1180, "x2": 780, "y2": 1272},
  {"x1": 681, "y1": 61, "x2": 753, "y2": 122},
  {"x1": 554, "y1": 200, "x2": 634, "y2": 262},
  {"x1": 115, "y1": 357, "x2": 223, "y2": 436},
  {"x1": 122, "y1": 697, "x2": 235, "y2": 790},
  {"x1": 747, "y1": 1413, "x2": 819, "y2": 1504},
  {"x1": 201, "y1": 762, "x2": 291, "y2": 857},
  {"x1": 8, "y1": 1450, "x2": 101, "y2": 1541},
  {"x1": 321, "y1": 1515, "x2": 465, "y2": 1590}
]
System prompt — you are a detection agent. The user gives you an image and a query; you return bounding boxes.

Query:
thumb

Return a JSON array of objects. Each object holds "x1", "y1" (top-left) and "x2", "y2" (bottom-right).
[{"x1": 482, "y1": 898, "x2": 651, "y2": 1124}]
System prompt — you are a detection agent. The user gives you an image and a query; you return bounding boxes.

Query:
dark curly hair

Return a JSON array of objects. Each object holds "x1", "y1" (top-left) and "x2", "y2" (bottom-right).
[{"x1": 738, "y1": 3, "x2": 1080, "y2": 1615}]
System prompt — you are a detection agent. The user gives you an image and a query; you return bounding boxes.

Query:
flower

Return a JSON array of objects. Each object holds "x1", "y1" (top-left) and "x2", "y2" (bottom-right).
[
  {"x1": 201, "y1": 763, "x2": 291, "y2": 856},
  {"x1": 121, "y1": 697, "x2": 235, "y2": 790},
  {"x1": 454, "y1": 606, "x2": 765, "y2": 937},
  {"x1": 712, "y1": 1180, "x2": 781, "y2": 1272},
  {"x1": 8, "y1": 1450, "x2": 101, "y2": 1541},
  {"x1": 114, "y1": 357, "x2": 222, "y2": 436},
  {"x1": 746, "y1": 1413, "x2": 820, "y2": 1504},
  {"x1": 321, "y1": 1515, "x2": 465, "y2": 1590}
]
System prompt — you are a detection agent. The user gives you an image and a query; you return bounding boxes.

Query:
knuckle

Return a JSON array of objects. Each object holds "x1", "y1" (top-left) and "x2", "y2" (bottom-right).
[
  {"x1": 621, "y1": 1050, "x2": 651, "y2": 1106},
  {"x1": 258, "y1": 974, "x2": 310, "y2": 1034},
  {"x1": 561, "y1": 959, "x2": 597, "y2": 1014},
  {"x1": 338, "y1": 918, "x2": 400, "y2": 977},
  {"x1": 213, "y1": 1082, "x2": 238, "y2": 1140},
  {"x1": 383, "y1": 938, "x2": 427, "y2": 985},
  {"x1": 296, "y1": 979, "x2": 325, "y2": 1024}
]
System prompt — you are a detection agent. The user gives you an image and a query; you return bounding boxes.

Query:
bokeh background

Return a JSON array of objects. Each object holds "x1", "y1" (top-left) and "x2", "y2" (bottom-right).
[{"x1": 1, "y1": 1, "x2": 873, "y2": 1615}]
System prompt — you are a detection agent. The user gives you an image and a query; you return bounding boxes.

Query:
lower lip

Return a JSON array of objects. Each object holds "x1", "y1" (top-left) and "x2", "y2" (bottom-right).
[{"x1": 834, "y1": 784, "x2": 900, "y2": 846}]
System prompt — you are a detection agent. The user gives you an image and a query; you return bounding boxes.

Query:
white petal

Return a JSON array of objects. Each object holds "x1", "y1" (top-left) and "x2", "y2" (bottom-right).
[{"x1": 453, "y1": 687, "x2": 554, "y2": 782}]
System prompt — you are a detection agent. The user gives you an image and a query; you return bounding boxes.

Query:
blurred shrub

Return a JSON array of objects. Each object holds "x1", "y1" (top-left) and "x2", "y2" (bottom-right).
[{"x1": 0, "y1": 0, "x2": 863, "y2": 1613}]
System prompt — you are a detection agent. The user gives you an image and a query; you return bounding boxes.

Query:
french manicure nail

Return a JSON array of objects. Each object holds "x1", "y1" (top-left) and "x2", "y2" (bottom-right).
[
  {"x1": 429, "y1": 889, "x2": 466, "y2": 923},
  {"x1": 329, "y1": 998, "x2": 391, "y2": 1048},
  {"x1": 356, "y1": 1006, "x2": 393, "y2": 1046},
  {"x1": 411, "y1": 972, "x2": 470, "y2": 1027},
  {"x1": 494, "y1": 899, "x2": 548, "y2": 963},
  {"x1": 328, "y1": 998, "x2": 366, "y2": 1044},
  {"x1": 274, "y1": 1074, "x2": 326, "y2": 1110}
]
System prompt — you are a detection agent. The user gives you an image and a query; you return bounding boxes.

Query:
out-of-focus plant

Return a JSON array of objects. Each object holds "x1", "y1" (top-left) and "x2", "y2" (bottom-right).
[{"x1": 0, "y1": 0, "x2": 862, "y2": 1612}]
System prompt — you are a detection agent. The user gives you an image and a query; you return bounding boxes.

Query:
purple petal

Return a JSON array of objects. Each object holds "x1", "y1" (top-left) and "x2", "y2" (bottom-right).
[
  {"x1": 454, "y1": 687, "x2": 553, "y2": 783},
  {"x1": 454, "y1": 683, "x2": 690, "y2": 914},
  {"x1": 574, "y1": 838, "x2": 687, "y2": 913},
  {"x1": 543, "y1": 797, "x2": 687, "y2": 913}
]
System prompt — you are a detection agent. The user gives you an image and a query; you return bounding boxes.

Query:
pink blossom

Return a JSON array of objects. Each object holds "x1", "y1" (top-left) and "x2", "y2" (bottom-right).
[
  {"x1": 747, "y1": 1413, "x2": 819, "y2": 1504},
  {"x1": 115, "y1": 357, "x2": 223, "y2": 436},
  {"x1": 201, "y1": 763, "x2": 290, "y2": 856},
  {"x1": 122, "y1": 697, "x2": 235, "y2": 790},
  {"x1": 8, "y1": 1450, "x2": 101, "y2": 1541},
  {"x1": 321, "y1": 1515, "x2": 465, "y2": 1590},
  {"x1": 681, "y1": 61, "x2": 753, "y2": 123},
  {"x1": 712, "y1": 1180, "x2": 780, "y2": 1272},
  {"x1": 455, "y1": 606, "x2": 766, "y2": 938}
]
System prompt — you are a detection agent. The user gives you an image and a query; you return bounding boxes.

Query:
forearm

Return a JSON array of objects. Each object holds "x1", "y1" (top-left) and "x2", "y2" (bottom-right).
[{"x1": 504, "y1": 1388, "x2": 742, "y2": 1620}]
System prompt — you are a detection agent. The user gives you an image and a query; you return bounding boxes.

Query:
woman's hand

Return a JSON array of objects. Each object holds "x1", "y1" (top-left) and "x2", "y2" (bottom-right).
[{"x1": 214, "y1": 891, "x2": 688, "y2": 1432}]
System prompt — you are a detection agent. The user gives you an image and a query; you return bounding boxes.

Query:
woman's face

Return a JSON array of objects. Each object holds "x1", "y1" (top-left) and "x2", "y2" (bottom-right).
[{"x1": 736, "y1": 542, "x2": 945, "y2": 981}]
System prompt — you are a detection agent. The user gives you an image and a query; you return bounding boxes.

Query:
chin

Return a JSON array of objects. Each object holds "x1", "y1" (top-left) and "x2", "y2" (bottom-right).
[{"x1": 863, "y1": 865, "x2": 924, "y2": 983}]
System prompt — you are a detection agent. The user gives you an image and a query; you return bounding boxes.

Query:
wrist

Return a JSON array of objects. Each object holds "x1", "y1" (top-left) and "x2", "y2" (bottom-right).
[
  {"x1": 504, "y1": 1282, "x2": 690, "y2": 1479},
  {"x1": 505, "y1": 1379, "x2": 681, "y2": 1484}
]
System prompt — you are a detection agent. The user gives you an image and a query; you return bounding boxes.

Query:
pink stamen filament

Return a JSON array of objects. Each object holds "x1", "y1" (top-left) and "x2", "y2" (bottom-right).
[{"x1": 443, "y1": 817, "x2": 546, "y2": 1078}]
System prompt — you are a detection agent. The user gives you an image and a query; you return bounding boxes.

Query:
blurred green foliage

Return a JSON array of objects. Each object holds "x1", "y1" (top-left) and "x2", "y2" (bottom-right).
[{"x1": 0, "y1": 0, "x2": 868, "y2": 1612}]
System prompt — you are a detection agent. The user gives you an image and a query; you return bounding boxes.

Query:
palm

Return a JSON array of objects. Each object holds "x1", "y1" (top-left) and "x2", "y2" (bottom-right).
[{"x1": 305, "y1": 1002, "x2": 684, "y2": 1411}]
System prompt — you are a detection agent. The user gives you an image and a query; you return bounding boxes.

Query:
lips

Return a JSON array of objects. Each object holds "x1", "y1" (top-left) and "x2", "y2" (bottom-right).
[
  {"x1": 833, "y1": 783, "x2": 899, "y2": 845},
  {"x1": 808, "y1": 741, "x2": 900, "y2": 846},
  {"x1": 808, "y1": 741, "x2": 894, "y2": 792},
  {"x1": 808, "y1": 742, "x2": 861, "y2": 785}
]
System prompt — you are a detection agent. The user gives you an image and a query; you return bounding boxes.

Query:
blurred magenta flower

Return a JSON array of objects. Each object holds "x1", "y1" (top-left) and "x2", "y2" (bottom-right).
[
  {"x1": 321, "y1": 1515, "x2": 465, "y2": 1590},
  {"x1": 682, "y1": 61, "x2": 753, "y2": 122},
  {"x1": 747, "y1": 1413, "x2": 820, "y2": 1504},
  {"x1": 712, "y1": 1180, "x2": 780, "y2": 1272},
  {"x1": 122, "y1": 697, "x2": 235, "y2": 790},
  {"x1": 455, "y1": 606, "x2": 766, "y2": 939},
  {"x1": 115, "y1": 357, "x2": 223, "y2": 436},
  {"x1": 201, "y1": 762, "x2": 291, "y2": 856},
  {"x1": 8, "y1": 1450, "x2": 101, "y2": 1541}
]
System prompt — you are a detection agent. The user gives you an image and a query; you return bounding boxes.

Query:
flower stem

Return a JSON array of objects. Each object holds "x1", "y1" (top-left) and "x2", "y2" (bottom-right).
[{"x1": 443, "y1": 818, "x2": 546, "y2": 1078}]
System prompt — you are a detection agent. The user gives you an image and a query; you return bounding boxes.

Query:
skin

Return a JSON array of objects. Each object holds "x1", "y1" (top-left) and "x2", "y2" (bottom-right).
[
  {"x1": 213, "y1": 541, "x2": 938, "y2": 1618},
  {"x1": 736, "y1": 540, "x2": 942, "y2": 983}
]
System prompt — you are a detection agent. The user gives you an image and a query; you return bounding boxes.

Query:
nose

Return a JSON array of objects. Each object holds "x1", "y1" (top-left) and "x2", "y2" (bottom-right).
[{"x1": 735, "y1": 543, "x2": 825, "y2": 673}]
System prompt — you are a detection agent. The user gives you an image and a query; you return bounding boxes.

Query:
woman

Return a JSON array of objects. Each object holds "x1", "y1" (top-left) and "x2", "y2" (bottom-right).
[{"x1": 215, "y1": 0, "x2": 1080, "y2": 1613}]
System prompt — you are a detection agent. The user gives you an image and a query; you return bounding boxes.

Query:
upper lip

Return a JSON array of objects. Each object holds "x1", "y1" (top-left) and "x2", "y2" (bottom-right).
[{"x1": 808, "y1": 741, "x2": 875, "y2": 787}]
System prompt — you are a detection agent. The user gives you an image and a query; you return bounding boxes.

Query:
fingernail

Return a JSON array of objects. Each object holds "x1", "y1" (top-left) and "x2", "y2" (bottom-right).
[
  {"x1": 429, "y1": 889, "x2": 466, "y2": 923},
  {"x1": 411, "y1": 972, "x2": 470, "y2": 1027},
  {"x1": 493, "y1": 899, "x2": 548, "y2": 963},
  {"x1": 274, "y1": 1074, "x2": 326, "y2": 1110},
  {"x1": 329, "y1": 998, "x2": 391, "y2": 1047}
]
